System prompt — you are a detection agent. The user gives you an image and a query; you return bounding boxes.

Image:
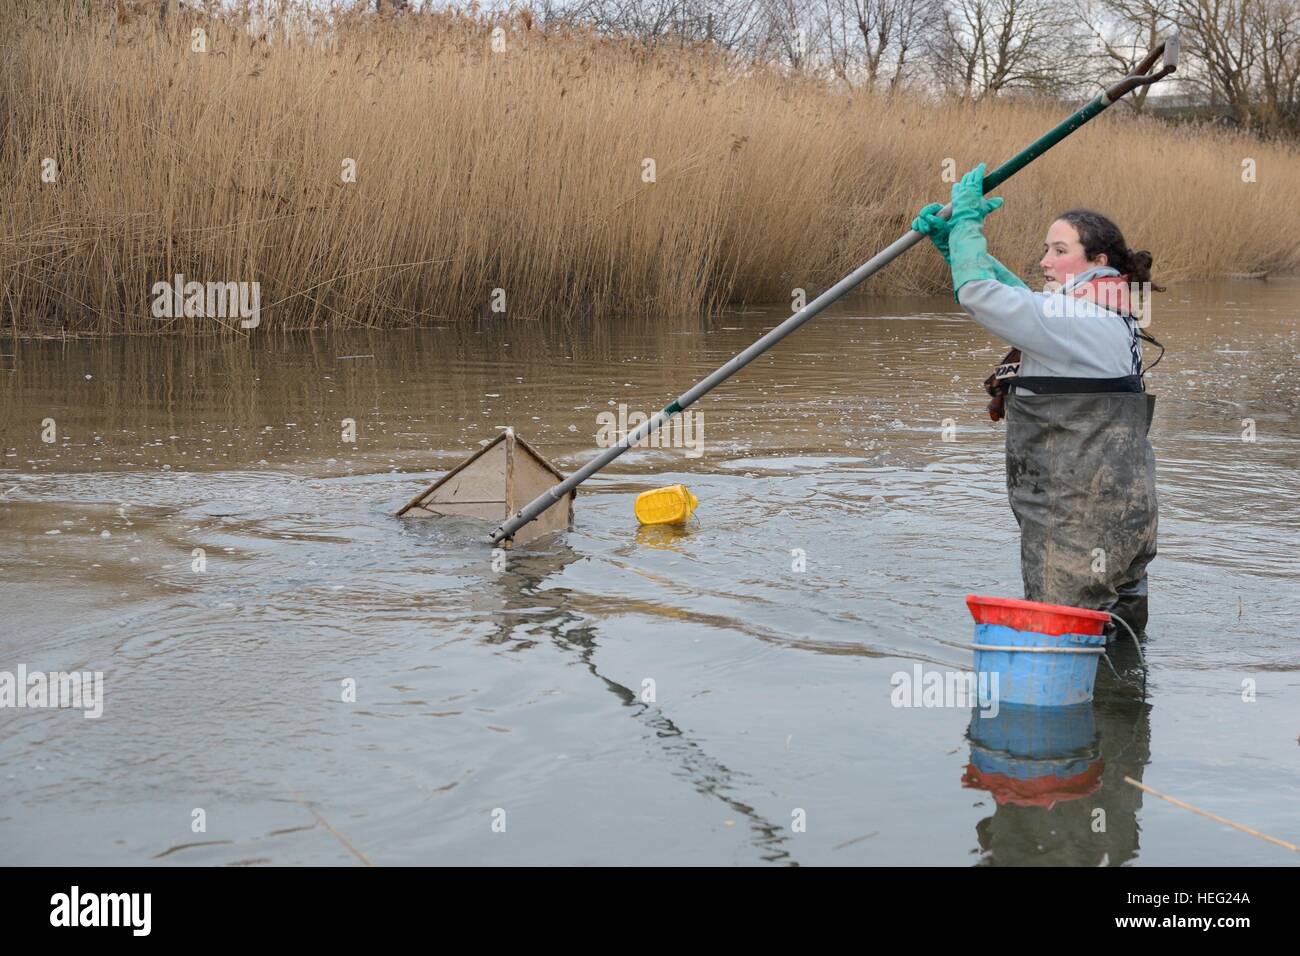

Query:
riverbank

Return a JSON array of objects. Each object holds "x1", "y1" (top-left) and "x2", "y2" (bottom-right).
[{"x1": 3, "y1": 5, "x2": 1298, "y2": 337}]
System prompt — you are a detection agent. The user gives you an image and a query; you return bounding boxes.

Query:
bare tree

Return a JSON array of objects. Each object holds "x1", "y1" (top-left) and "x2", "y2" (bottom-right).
[
  {"x1": 1175, "y1": 0, "x2": 1258, "y2": 122},
  {"x1": 756, "y1": 0, "x2": 827, "y2": 69},
  {"x1": 1074, "y1": 0, "x2": 1178, "y2": 111},
  {"x1": 567, "y1": 0, "x2": 769, "y2": 53},
  {"x1": 1164, "y1": 0, "x2": 1300, "y2": 132},
  {"x1": 1246, "y1": 0, "x2": 1300, "y2": 129},
  {"x1": 927, "y1": 0, "x2": 1088, "y2": 99},
  {"x1": 580, "y1": 0, "x2": 687, "y2": 47},
  {"x1": 887, "y1": 0, "x2": 937, "y2": 89},
  {"x1": 704, "y1": 0, "x2": 772, "y2": 52},
  {"x1": 821, "y1": 0, "x2": 938, "y2": 89}
]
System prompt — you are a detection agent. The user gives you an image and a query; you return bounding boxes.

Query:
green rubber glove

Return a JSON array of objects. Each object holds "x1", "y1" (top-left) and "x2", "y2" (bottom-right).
[
  {"x1": 949, "y1": 162, "x2": 999, "y2": 225},
  {"x1": 912, "y1": 203, "x2": 954, "y2": 265},
  {"x1": 948, "y1": 163, "x2": 1020, "y2": 297},
  {"x1": 912, "y1": 193, "x2": 1005, "y2": 267},
  {"x1": 988, "y1": 256, "x2": 1029, "y2": 291}
]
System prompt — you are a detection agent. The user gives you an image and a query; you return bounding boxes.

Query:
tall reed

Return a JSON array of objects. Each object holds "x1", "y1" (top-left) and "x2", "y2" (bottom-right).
[{"x1": 3, "y1": 2, "x2": 1296, "y2": 336}]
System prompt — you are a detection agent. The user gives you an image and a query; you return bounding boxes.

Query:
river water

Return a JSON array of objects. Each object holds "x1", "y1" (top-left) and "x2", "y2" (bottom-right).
[{"x1": 2, "y1": 279, "x2": 1297, "y2": 866}]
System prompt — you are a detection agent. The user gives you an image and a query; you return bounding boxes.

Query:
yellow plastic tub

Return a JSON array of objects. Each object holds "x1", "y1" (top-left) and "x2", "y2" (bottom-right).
[{"x1": 634, "y1": 485, "x2": 699, "y2": 526}]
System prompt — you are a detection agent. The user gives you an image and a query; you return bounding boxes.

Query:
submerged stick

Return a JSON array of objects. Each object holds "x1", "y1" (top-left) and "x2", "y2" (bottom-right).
[
  {"x1": 291, "y1": 792, "x2": 376, "y2": 866},
  {"x1": 1123, "y1": 777, "x2": 1298, "y2": 853}
]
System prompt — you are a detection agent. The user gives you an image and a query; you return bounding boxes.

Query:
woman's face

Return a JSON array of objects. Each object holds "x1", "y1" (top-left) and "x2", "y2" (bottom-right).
[{"x1": 1040, "y1": 219, "x2": 1107, "y2": 292}]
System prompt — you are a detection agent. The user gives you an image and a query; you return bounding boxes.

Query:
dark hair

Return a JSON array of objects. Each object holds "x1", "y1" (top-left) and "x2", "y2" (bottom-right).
[{"x1": 1055, "y1": 209, "x2": 1165, "y2": 291}]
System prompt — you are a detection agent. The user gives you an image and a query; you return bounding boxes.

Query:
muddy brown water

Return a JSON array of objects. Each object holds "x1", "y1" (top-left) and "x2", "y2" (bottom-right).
[{"x1": 1, "y1": 279, "x2": 1298, "y2": 865}]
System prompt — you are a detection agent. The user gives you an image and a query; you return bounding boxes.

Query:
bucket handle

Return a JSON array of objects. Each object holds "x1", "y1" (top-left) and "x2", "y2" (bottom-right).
[{"x1": 970, "y1": 644, "x2": 1104, "y2": 654}]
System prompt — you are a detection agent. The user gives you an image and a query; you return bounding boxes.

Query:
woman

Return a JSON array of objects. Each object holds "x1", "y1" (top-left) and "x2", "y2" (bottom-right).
[{"x1": 913, "y1": 163, "x2": 1161, "y2": 635}]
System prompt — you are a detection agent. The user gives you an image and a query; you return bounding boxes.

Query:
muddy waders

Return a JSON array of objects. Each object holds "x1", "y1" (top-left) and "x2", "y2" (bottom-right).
[{"x1": 1005, "y1": 389, "x2": 1158, "y2": 634}]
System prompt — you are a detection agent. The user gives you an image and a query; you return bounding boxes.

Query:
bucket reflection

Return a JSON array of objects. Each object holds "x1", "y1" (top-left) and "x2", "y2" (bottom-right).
[
  {"x1": 962, "y1": 702, "x2": 1102, "y2": 808},
  {"x1": 962, "y1": 688, "x2": 1153, "y2": 865}
]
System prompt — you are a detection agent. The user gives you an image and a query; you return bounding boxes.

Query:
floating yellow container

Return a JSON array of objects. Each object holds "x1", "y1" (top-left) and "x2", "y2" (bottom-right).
[{"x1": 634, "y1": 485, "x2": 699, "y2": 527}]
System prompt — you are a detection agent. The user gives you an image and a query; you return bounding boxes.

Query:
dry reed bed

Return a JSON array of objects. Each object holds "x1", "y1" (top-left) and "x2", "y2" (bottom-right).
[{"x1": 2, "y1": 5, "x2": 1297, "y2": 336}]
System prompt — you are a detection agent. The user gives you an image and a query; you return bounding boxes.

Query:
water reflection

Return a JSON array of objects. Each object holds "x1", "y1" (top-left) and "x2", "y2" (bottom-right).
[
  {"x1": 964, "y1": 684, "x2": 1152, "y2": 865},
  {"x1": 964, "y1": 703, "x2": 1103, "y2": 809},
  {"x1": 633, "y1": 524, "x2": 694, "y2": 551},
  {"x1": 486, "y1": 536, "x2": 794, "y2": 864}
]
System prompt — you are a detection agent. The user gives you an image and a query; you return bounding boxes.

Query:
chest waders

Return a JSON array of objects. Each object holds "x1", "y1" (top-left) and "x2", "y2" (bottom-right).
[{"x1": 1004, "y1": 303, "x2": 1158, "y2": 634}]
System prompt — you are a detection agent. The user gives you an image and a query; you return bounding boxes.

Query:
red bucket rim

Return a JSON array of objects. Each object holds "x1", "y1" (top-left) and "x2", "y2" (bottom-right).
[{"x1": 965, "y1": 594, "x2": 1110, "y2": 636}]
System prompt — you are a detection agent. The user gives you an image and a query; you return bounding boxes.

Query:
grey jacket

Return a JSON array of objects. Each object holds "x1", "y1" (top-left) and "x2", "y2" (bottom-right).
[{"x1": 956, "y1": 266, "x2": 1142, "y2": 385}]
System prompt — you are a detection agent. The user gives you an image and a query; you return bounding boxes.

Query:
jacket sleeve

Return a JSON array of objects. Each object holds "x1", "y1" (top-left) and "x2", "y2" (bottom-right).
[{"x1": 956, "y1": 279, "x2": 1071, "y2": 358}]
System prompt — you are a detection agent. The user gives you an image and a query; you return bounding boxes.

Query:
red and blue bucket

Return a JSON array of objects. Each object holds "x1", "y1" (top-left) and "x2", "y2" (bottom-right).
[{"x1": 966, "y1": 595, "x2": 1111, "y2": 707}]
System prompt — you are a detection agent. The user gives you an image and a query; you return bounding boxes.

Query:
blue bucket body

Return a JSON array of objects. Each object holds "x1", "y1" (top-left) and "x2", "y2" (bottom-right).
[
  {"x1": 969, "y1": 701, "x2": 1096, "y2": 756},
  {"x1": 968, "y1": 702, "x2": 1098, "y2": 781},
  {"x1": 972, "y1": 623, "x2": 1105, "y2": 707}
]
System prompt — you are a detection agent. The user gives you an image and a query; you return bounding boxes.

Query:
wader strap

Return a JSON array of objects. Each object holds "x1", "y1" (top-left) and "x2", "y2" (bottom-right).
[{"x1": 1011, "y1": 375, "x2": 1143, "y2": 395}]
